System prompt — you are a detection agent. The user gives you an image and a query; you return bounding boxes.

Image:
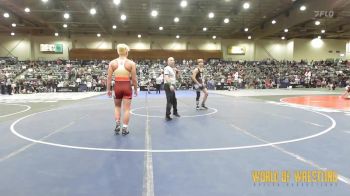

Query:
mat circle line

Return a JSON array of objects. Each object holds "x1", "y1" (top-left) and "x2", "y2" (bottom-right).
[
  {"x1": 130, "y1": 106, "x2": 218, "y2": 118},
  {"x1": 10, "y1": 102, "x2": 336, "y2": 153},
  {"x1": 0, "y1": 103, "x2": 31, "y2": 118}
]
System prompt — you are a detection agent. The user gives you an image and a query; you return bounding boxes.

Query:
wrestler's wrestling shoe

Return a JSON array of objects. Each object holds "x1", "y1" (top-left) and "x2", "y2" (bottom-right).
[
  {"x1": 114, "y1": 123, "x2": 121, "y2": 134},
  {"x1": 122, "y1": 127, "x2": 129, "y2": 136},
  {"x1": 201, "y1": 104, "x2": 208, "y2": 109}
]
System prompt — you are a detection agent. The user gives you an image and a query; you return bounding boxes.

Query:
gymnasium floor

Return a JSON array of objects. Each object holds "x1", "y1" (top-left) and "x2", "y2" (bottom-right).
[{"x1": 0, "y1": 89, "x2": 350, "y2": 196}]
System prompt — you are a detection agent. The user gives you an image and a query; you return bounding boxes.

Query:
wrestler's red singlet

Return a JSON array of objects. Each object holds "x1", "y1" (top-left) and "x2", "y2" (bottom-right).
[{"x1": 114, "y1": 59, "x2": 132, "y2": 99}]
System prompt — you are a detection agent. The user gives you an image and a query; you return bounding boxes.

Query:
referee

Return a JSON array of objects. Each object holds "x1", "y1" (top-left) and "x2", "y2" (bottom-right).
[{"x1": 164, "y1": 57, "x2": 180, "y2": 121}]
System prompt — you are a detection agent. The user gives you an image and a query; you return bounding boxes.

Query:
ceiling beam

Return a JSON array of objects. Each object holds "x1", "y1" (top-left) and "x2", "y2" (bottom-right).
[
  {"x1": 0, "y1": 0, "x2": 57, "y2": 32},
  {"x1": 77, "y1": 0, "x2": 109, "y2": 34},
  {"x1": 252, "y1": 0, "x2": 349, "y2": 39},
  {"x1": 0, "y1": 24, "x2": 11, "y2": 31}
]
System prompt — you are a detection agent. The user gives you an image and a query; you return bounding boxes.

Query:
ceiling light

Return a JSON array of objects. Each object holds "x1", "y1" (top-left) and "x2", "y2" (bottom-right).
[
  {"x1": 315, "y1": 21, "x2": 320, "y2": 25},
  {"x1": 281, "y1": 36, "x2": 285, "y2": 40},
  {"x1": 203, "y1": 27, "x2": 207, "y2": 31},
  {"x1": 300, "y1": 5, "x2": 306, "y2": 11},
  {"x1": 212, "y1": 35, "x2": 216, "y2": 39},
  {"x1": 224, "y1": 18, "x2": 230, "y2": 23},
  {"x1": 11, "y1": 32, "x2": 15, "y2": 36},
  {"x1": 151, "y1": 10, "x2": 158, "y2": 17},
  {"x1": 113, "y1": 25, "x2": 117, "y2": 29},
  {"x1": 208, "y1": 12, "x2": 214, "y2": 18},
  {"x1": 159, "y1": 26, "x2": 163, "y2": 30},
  {"x1": 42, "y1": 0, "x2": 48, "y2": 3},
  {"x1": 243, "y1": 2, "x2": 250, "y2": 9},
  {"x1": 63, "y1": 24, "x2": 68, "y2": 28},
  {"x1": 138, "y1": 34, "x2": 141, "y2": 38},
  {"x1": 90, "y1": 8, "x2": 96, "y2": 15},
  {"x1": 248, "y1": 35, "x2": 252, "y2": 39},
  {"x1": 284, "y1": 28, "x2": 288, "y2": 32},
  {"x1": 113, "y1": 0, "x2": 121, "y2": 5},
  {"x1": 97, "y1": 33, "x2": 101, "y2": 37},
  {"x1": 63, "y1": 13, "x2": 70, "y2": 19},
  {"x1": 12, "y1": 23, "x2": 16, "y2": 27},
  {"x1": 3, "y1": 13, "x2": 9, "y2": 18},
  {"x1": 176, "y1": 35, "x2": 180, "y2": 39},
  {"x1": 244, "y1": 28, "x2": 249, "y2": 32},
  {"x1": 180, "y1": 0, "x2": 188, "y2": 8},
  {"x1": 121, "y1": 14, "x2": 126, "y2": 21},
  {"x1": 24, "y1": 8, "x2": 31, "y2": 13},
  {"x1": 174, "y1": 17, "x2": 179, "y2": 23},
  {"x1": 321, "y1": 29, "x2": 326, "y2": 34},
  {"x1": 272, "y1": 20, "x2": 276, "y2": 24},
  {"x1": 55, "y1": 33, "x2": 59, "y2": 36}
]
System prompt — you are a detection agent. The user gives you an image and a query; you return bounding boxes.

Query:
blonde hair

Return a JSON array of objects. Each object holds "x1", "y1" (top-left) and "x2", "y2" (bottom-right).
[{"x1": 117, "y1": 43, "x2": 129, "y2": 55}]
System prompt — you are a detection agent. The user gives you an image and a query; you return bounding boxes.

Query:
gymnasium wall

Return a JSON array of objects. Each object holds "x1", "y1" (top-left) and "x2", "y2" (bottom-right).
[
  {"x1": 221, "y1": 39, "x2": 255, "y2": 61},
  {"x1": 221, "y1": 39, "x2": 295, "y2": 61},
  {"x1": 293, "y1": 38, "x2": 347, "y2": 61},
  {"x1": 347, "y1": 41, "x2": 350, "y2": 59},
  {"x1": 33, "y1": 36, "x2": 72, "y2": 60},
  {"x1": 286, "y1": 40, "x2": 294, "y2": 61},
  {"x1": 0, "y1": 34, "x2": 348, "y2": 61},
  {"x1": 0, "y1": 35, "x2": 31, "y2": 60},
  {"x1": 254, "y1": 40, "x2": 291, "y2": 61},
  {"x1": 69, "y1": 49, "x2": 222, "y2": 60}
]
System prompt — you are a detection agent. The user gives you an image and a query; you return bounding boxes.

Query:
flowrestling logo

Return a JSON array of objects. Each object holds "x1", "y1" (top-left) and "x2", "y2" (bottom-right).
[{"x1": 314, "y1": 11, "x2": 334, "y2": 18}]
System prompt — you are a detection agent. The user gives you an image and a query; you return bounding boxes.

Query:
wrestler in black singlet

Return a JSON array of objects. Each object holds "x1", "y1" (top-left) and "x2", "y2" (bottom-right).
[{"x1": 194, "y1": 68, "x2": 204, "y2": 90}]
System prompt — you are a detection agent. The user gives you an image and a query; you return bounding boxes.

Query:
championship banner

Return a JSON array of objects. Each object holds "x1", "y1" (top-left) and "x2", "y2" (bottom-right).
[
  {"x1": 228, "y1": 46, "x2": 246, "y2": 55},
  {"x1": 40, "y1": 44, "x2": 64, "y2": 53}
]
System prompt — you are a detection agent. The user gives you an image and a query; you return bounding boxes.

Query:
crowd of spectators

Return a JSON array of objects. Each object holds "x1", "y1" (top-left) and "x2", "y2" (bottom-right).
[
  {"x1": 1, "y1": 58, "x2": 349, "y2": 95},
  {"x1": 0, "y1": 59, "x2": 108, "y2": 94},
  {"x1": 137, "y1": 59, "x2": 350, "y2": 91}
]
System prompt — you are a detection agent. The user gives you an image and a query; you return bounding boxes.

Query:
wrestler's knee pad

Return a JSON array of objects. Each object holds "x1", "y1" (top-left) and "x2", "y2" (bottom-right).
[{"x1": 196, "y1": 91, "x2": 200, "y2": 101}]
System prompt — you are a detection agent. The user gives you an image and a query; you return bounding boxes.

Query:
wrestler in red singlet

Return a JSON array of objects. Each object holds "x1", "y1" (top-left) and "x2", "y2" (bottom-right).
[
  {"x1": 113, "y1": 59, "x2": 133, "y2": 99},
  {"x1": 107, "y1": 44, "x2": 138, "y2": 135}
]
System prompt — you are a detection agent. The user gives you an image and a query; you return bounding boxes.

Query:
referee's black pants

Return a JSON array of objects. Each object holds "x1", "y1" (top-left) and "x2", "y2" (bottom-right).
[
  {"x1": 156, "y1": 84, "x2": 161, "y2": 94},
  {"x1": 7, "y1": 85, "x2": 12, "y2": 95},
  {"x1": 164, "y1": 83, "x2": 178, "y2": 116}
]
